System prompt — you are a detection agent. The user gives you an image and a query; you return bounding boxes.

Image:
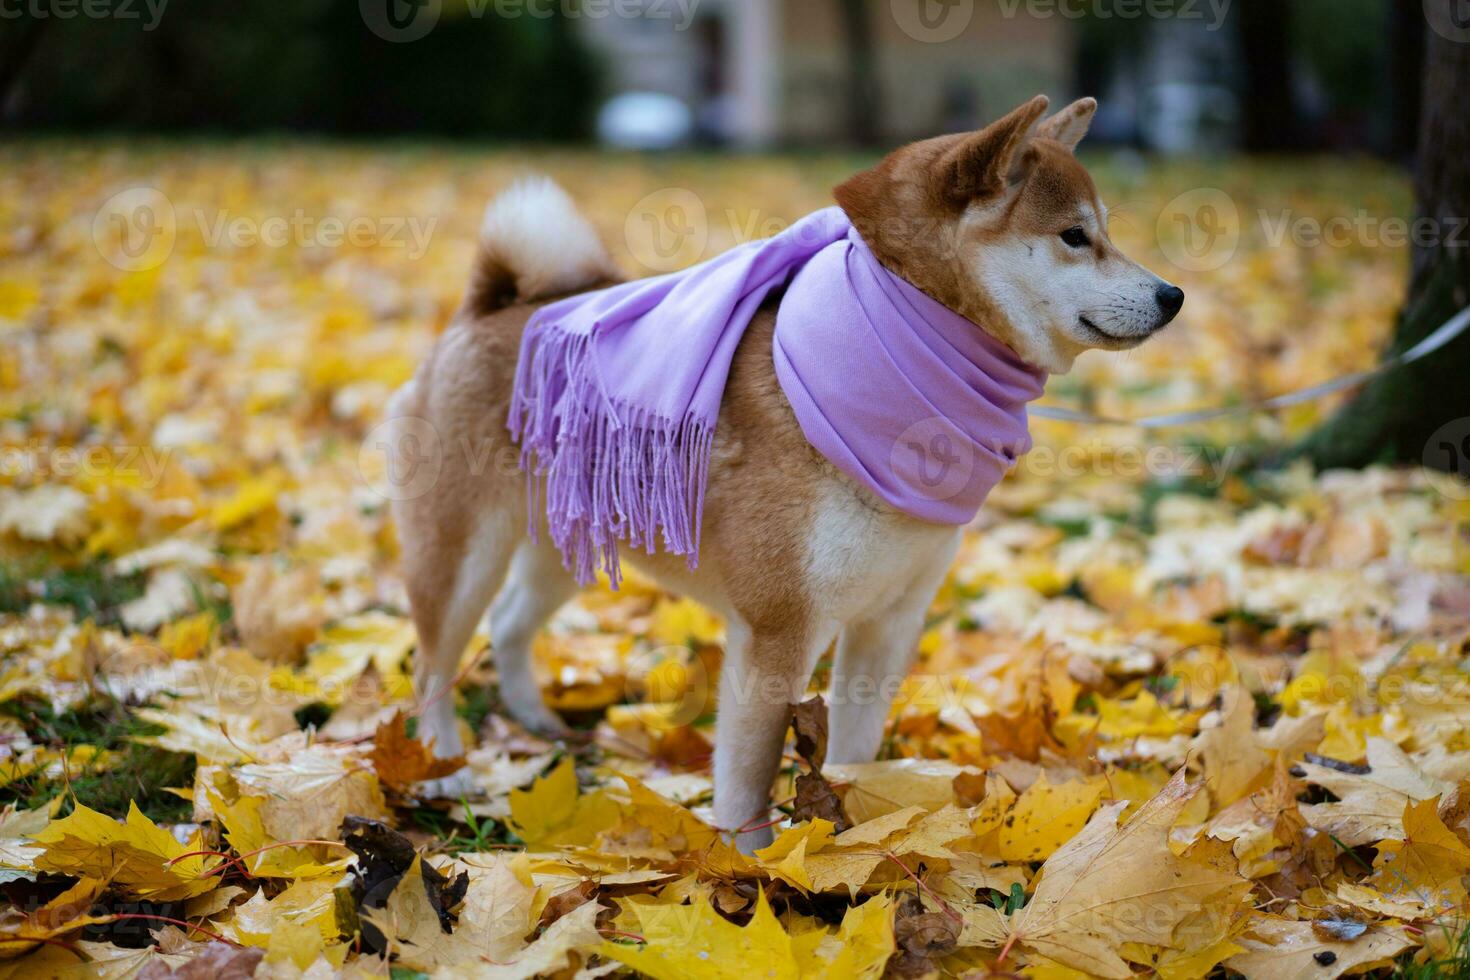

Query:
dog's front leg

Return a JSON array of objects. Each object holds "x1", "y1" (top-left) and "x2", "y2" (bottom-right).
[
  {"x1": 826, "y1": 609, "x2": 928, "y2": 766},
  {"x1": 712, "y1": 621, "x2": 831, "y2": 854},
  {"x1": 827, "y1": 546, "x2": 957, "y2": 766}
]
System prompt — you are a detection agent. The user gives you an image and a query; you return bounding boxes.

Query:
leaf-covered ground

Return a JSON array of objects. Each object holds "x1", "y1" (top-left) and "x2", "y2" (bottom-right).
[{"x1": 1, "y1": 143, "x2": 1468, "y2": 978}]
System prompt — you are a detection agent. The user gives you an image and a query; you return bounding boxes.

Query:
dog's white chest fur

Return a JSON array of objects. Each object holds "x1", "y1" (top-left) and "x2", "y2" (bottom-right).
[{"x1": 802, "y1": 479, "x2": 960, "y2": 626}]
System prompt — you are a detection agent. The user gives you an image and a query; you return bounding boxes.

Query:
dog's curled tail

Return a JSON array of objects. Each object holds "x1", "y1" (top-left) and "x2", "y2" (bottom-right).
[{"x1": 466, "y1": 177, "x2": 619, "y2": 315}]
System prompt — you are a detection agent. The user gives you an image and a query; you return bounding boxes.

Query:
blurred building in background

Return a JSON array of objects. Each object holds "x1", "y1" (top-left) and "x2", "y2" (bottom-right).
[{"x1": 581, "y1": 0, "x2": 1069, "y2": 148}]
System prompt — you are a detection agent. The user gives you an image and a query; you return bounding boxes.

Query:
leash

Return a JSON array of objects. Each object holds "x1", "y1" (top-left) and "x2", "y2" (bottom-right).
[{"x1": 1031, "y1": 305, "x2": 1470, "y2": 429}]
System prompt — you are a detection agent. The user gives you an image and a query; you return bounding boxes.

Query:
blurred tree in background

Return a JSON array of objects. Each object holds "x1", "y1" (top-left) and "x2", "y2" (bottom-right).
[
  {"x1": 1074, "y1": 0, "x2": 1413, "y2": 156},
  {"x1": 1301, "y1": 0, "x2": 1470, "y2": 468},
  {"x1": 0, "y1": 0, "x2": 598, "y2": 139}
]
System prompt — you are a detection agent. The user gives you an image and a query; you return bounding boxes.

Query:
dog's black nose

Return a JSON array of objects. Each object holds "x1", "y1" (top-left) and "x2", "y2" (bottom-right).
[{"x1": 1156, "y1": 284, "x2": 1185, "y2": 321}]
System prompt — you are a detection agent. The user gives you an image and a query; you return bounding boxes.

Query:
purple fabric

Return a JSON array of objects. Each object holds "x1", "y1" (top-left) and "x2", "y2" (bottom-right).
[{"x1": 509, "y1": 206, "x2": 1047, "y2": 587}]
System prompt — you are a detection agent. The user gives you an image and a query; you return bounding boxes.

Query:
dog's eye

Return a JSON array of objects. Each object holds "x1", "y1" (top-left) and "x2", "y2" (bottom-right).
[{"x1": 1061, "y1": 226, "x2": 1090, "y2": 248}]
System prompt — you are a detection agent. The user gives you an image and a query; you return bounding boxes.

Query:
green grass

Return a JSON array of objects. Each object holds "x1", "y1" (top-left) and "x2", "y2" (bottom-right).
[
  {"x1": 0, "y1": 560, "x2": 208, "y2": 822},
  {"x1": 455, "y1": 684, "x2": 495, "y2": 734},
  {"x1": 0, "y1": 694, "x2": 195, "y2": 823},
  {"x1": 408, "y1": 799, "x2": 515, "y2": 855},
  {"x1": 1397, "y1": 922, "x2": 1470, "y2": 979},
  {"x1": 0, "y1": 559, "x2": 147, "y2": 627}
]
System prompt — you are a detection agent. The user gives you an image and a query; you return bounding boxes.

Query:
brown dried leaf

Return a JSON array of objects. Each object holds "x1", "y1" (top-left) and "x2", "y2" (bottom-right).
[
  {"x1": 791, "y1": 696, "x2": 829, "y2": 769},
  {"x1": 793, "y1": 770, "x2": 851, "y2": 833},
  {"x1": 136, "y1": 944, "x2": 264, "y2": 980},
  {"x1": 537, "y1": 879, "x2": 597, "y2": 930},
  {"x1": 370, "y1": 710, "x2": 466, "y2": 792}
]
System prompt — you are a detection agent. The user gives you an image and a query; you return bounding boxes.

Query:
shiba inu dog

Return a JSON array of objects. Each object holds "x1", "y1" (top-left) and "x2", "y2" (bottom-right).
[{"x1": 389, "y1": 95, "x2": 1183, "y2": 852}]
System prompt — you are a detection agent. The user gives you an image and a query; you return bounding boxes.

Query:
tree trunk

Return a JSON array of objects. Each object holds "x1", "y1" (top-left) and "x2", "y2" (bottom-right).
[
  {"x1": 1237, "y1": 0, "x2": 1300, "y2": 153},
  {"x1": 1386, "y1": 0, "x2": 1425, "y2": 160},
  {"x1": 1299, "y1": 2, "x2": 1470, "y2": 470},
  {"x1": 0, "y1": 16, "x2": 49, "y2": 124},
  {"x1": 836, "y1": 0, "x2": 881, "y2": 147}
]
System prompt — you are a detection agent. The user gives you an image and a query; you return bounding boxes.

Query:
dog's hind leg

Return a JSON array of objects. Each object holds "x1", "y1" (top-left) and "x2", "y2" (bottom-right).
[
  {"x1": 401, "y1": 503, "x2": 519, "y2": 798},
  {"x1": 487, "y1": 538, "x2": 578, "y2": 735}
]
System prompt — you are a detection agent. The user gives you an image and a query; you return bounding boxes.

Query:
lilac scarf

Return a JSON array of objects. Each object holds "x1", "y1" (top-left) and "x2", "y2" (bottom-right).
[{"x1": 509, "y1": 206, "x2": 1047, "y2": 587}]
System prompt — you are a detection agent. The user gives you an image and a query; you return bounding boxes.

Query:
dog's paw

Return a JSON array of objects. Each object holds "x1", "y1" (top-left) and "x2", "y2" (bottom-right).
[
  {"x1": 415, "y1": 767, "x2": 479, "y2": 802},
  {"x1": 507, "y1": 703, "x2": 572, "y2": 740}
]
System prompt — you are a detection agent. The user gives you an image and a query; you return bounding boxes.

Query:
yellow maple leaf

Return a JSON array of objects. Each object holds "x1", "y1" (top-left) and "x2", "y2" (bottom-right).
[
  {"x1": 1299, "y1": 738, "x2": 1451, "y2": 846},
  {"x1": 0, "y1": 800, "x2": 57, "y2": 880},
  {"x1": 997, "y1": 774, "x2": 1105, "y2": 862},
  {"x1": 1095, "y1": 690, "x2": 1191, "y2": 738},
  {"x1": 1198, "y1": 687, "x2": 1271, "y2": 806},
  {"x1": 756, "y1": 819, "x2": 836, "y2": 891},
  {"x1": 822, "y1": 894, "x2": 895, "y2": 980},
  {"x1": 372, "y1": 854, "x2": 599, "y2": 976},
  {"x1": 648, "y1": 597, "x2": 725, "y2": 647},
  {"x1": 1363, "y1": 797, "x2": 1470, "y2": 914},
  {"x1": 156, "y1": 611, "x2": 215, "y2": 661},
  {"x1": 962, "y1": 770, "x2": 1249, "y2": 979},
  {"x1": 1224, "y1": 915, "x2": 1412, "y2": 980},
  {"x1": 227, "y1": 876, "x2": 344, "y2": 948},
  {"x1": 825, "y1": 759, "x2": 973, "y2": 823},
  {"x1": 31, "y1": 802, "x2": 220, "y2": 902},
  {"x1": 210, "y1": 474, "x2": 284, "y2": 531},
  {"x1": 507, "y1": 757, "x2": 618, "y2": 849},
  {"x1": 608, "y1": 774, "x2": 721, "y2": 855},
  {"x1": 602, "y1": 890, "x2": 826, "y2": 980},
  {"x1": 208, "y1": 790, "x2": 348, "y2": 878},
  {"x1": 231, "y1": 746, "x2": 389, "y2": 841},
  {"x1": 0, "y1": 876, "x2": 114, "y2": 960}
]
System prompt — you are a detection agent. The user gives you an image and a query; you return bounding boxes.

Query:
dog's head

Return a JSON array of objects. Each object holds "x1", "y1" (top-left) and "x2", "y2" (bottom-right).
[{"x1": 835, "y1": 95, "x2": 1182, "y2": 374}]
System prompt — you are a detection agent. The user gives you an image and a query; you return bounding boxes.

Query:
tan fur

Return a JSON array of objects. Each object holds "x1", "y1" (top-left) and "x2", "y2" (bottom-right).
[{"x1": 394, "y1": 96, "x2": 1181, "y2": 848}]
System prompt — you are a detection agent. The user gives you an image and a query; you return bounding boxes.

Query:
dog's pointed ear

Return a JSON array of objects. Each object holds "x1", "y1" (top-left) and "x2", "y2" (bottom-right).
[
  {"x1": 933, "y1": 95, "x2": 1049, "y2": 206},
  {"x1": 1035, "y1": 97, "x2": 1097, "y2": 152}
]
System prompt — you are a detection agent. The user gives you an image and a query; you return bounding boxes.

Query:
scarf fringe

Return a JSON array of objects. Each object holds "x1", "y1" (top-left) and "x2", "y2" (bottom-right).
[{"x1": 508, "y1": 323, "x2": 713, "y2": 588}]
